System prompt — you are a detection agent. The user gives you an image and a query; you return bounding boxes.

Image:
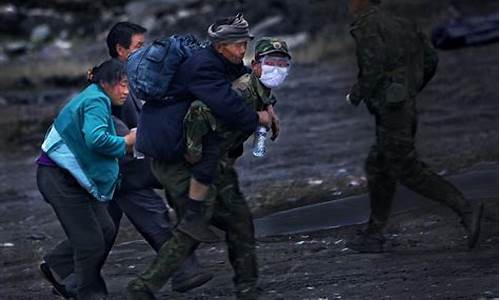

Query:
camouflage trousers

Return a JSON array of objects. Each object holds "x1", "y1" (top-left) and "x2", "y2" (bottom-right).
[
  {"x1": 365, "y1": 98, "x2": 471, "y2": 231},
  {"x1": 134, "y1": 159, "x2": 258, "y2": 297}
]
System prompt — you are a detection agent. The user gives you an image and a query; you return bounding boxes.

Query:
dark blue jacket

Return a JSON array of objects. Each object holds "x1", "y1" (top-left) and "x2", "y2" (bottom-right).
[
  {"x1": 112, "y1": 93, "x2": 162, "y2": 191},
  {"x1": 137, "y1": 45, "x2": 258, "y2": 161}
]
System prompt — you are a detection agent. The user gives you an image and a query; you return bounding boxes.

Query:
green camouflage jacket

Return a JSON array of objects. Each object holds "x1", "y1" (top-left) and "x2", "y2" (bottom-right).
[
  {"x1": 184, "y1": 73, "x2": 276, "y2": 162},
  {"x1": 349, "y1": 4, "x2": 438, "y2": 110}
]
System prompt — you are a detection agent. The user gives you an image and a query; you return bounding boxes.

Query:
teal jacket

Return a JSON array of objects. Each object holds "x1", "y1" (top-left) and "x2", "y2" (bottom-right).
[{"x1": 43, "y1": 84, "x2": 126, "y2": 201}]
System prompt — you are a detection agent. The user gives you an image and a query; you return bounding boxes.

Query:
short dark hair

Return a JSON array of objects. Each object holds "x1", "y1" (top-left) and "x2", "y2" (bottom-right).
[
  {"x1": 88, "y1": 59, "x2": 127, "y2": 86},
  {"x1": 106, "y1": 22, "x2": 147, "y2": 58}
]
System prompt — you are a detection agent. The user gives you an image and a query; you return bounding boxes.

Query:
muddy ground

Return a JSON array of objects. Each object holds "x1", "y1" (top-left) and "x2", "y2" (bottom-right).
[
  {"x1": 0, "y1": 0, "x2": 499, "y2": 298},
  {"x1": 0, "y1": 39, "x2": 498, "y2": 299},
  {"x1": 0, "y1": 161, "x2": 498, "y2": 300}
]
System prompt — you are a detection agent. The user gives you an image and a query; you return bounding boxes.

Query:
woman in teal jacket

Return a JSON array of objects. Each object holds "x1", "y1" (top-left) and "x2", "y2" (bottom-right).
[{"x1": 37, "y1": 59, "x2": 136, "y2": 300}]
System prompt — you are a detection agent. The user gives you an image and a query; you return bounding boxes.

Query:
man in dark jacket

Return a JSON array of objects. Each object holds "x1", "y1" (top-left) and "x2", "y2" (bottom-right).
[
  {"x1": 137, "y1": 14, "x2": 271, "y2": 242},
  {"x1": 105, "y1": 22, "x2": 213, "y2": 292},
  {"x1": 345, "y1": 0, "x2": 483, "y2": 253}
]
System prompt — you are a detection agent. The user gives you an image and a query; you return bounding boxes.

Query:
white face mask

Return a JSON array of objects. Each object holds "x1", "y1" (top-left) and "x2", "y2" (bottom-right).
[{"x1": 259, "y1": 65, "x2": 289, "y2": 88}]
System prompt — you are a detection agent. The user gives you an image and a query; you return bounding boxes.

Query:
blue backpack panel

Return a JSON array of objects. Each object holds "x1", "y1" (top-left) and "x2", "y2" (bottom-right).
[{"x1": 126, "y1": 34, "x2": 205, "y2": 102}]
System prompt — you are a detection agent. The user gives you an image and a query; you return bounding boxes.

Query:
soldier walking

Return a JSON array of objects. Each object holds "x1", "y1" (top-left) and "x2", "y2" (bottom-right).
[{"x1": 345, "y1": 0, "x2": 483, "y2": 253}]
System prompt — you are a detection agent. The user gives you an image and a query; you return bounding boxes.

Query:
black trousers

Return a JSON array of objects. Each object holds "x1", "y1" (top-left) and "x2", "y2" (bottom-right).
[
  {"x1": 107, "y1": 188, "x2": 172, "y2": 252},
  {"x1": 107, "y1": 187, "x2": 203, "y2": 278},
  {"x1": 37, "y1": 165, "x2": 115, "y2": 300}
]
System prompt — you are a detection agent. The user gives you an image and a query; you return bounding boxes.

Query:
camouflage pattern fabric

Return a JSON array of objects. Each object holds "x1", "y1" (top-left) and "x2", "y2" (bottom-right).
[
  {"x1": 349, "y1": 4, "x2": 472, "y2": 232},
  {"x1": 184, "y1": 72, "x2": 276, "y2": 162},
  {"x1": 348, "y1": 5, "x2": 438, "y2": 109},
  {"x1": 127, "y1": 73, "x2": 271, "y2": 299},
  {"x1": 128, "y1": 158, "x2": 258, "y2": 298},
  {"x1": 254, "y1": 37, "x2": 291, "y2": 59}
]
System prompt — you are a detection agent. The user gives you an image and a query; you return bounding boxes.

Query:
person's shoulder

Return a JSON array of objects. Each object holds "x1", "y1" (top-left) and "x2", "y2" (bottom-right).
[
  {"x1": 81, "y1": 84, "x2": 110, "y2": 108},
  {"x1": 184, "y1": 46, "x2": 222, "y2": 70},
  {"x1": 232, "y1": 73, "x2": 252, "y2": 90},
  {"x1": 232, "y1": 73, "x2": 255, "y2": 98}
]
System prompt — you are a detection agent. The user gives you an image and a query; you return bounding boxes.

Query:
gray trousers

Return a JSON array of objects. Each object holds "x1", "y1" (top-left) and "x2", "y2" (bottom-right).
[{"x1": 37, "y1": 165, "x2": 115, "y2": 300}]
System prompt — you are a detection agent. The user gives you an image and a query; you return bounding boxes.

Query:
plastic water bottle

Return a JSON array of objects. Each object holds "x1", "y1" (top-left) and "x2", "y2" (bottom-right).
[
  {"x1": 252, "y1": 126, "x2": 268, "y2": 157},
  {"x1": 130, "y1": 128, "x2": 144, "y2": 159}
]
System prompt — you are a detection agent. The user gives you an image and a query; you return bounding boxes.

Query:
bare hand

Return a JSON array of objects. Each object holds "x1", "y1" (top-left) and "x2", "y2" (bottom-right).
[
  {"x1": 257, "y1": 111, "x2": 272, "y2": 128},
  {"x1": 124, "y1": 128, "x2": 137, "y2": 152},
  {"x1": 267, "y1": 105, "x2": 280, "y2": 141}
]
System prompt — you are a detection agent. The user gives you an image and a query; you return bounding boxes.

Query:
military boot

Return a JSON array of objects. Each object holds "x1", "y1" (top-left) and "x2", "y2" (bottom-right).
[
  {"x1": 127, "y1": 278, "x2": 156, "y2": 300},
  {"x1": 460, "y1": 201, "x2": 484, "y2": 249},
  {"x1": 346, "y1": 227, "x2": 385, "y2": 253},
  {"x1": 177, "y1": 199, "x2": 219, "y2": 243},
  {"x1": 171, "y1": 254, "x2": 213, "y2": 292}
]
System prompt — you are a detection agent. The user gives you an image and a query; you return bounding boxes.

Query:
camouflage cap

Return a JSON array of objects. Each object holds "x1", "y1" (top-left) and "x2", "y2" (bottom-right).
[{"x1": 254, "y1": 37, "x2": 291, "y2": 60}]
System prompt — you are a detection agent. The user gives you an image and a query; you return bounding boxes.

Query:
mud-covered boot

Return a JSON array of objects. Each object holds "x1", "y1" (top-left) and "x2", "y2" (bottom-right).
[
  {"x1": 177, "y1": 199, "x2": 219, "y2": 243},
  {"x1": 461, "y1": 201, "x2": 484, "y2": 249},
  {"x1": 127, "y1": 278, "x2": 156, "y2": 300},
  {"x1": 171, "y1": 254, "x2": 213, "y2": 292},
  {"x1": 346, "y1": 228, "x2": 385, "y2": 253}
]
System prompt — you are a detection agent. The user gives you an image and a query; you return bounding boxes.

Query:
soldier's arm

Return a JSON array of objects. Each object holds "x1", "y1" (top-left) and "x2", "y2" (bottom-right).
[
  {"x1": 418, "y1": 29, "x2": 439, "y2": 91},
  {"x1": 349, "y1": 22, "x2": 385, "y2": 105},
  {"x1": 238, "y1": 78, "x2": 281, "y2": 140},
  {"x1": 187, "y1": 60, "x2": 258, "y2": 134}
]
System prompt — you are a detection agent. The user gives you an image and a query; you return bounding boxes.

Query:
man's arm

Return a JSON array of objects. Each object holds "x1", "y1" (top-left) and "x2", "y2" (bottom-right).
[
  {"x1": 187, "y1": 60, "x2": 259, "y2": 133},
  {"x1": 349, "y1": 21, "x2": 385, "y2": 105},
  {"x1": 418, "y1": 30, "x2": 439, "y2": 91}
]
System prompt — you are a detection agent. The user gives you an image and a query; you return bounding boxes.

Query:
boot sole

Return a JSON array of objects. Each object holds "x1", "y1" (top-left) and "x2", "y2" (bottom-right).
[
  {"x1": 39, "y1": 263, "x2": 75, "y2": 299},
  {"x1": 172, "y1": 272, "x2": 214, "y2": 293}
]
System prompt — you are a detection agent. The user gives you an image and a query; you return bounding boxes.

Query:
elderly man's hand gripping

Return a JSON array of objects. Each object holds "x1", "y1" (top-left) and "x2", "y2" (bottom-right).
[{"x1": 266, "y1": 105, "x2": 280, "y2": 141}]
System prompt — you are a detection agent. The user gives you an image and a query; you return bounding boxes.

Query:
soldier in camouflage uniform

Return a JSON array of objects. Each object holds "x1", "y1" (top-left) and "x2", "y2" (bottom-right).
[
  {"x1": 127, "y1": 38, "x2": 291, "y2": 300},
  {"x1": 345, "y1": 0, "x2": 483, "y2": 253}
]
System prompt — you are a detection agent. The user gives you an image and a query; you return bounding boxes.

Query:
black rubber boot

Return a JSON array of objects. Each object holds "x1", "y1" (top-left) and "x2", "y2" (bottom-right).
[
  {"x1": 127, "y1": 278, "x2": 156, "y2": 300},
  {"x1": 461, "y1": 201, "x2": 484, "y2": 249},
  {"x1": 177, "y1": 199, "x2": 219, "y2": 243}
]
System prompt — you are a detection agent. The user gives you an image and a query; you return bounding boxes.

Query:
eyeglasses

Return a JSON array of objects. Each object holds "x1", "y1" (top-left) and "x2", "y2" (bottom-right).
[{"x1": 260, "y1": 56, "x2": 291, "y2": 68}]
